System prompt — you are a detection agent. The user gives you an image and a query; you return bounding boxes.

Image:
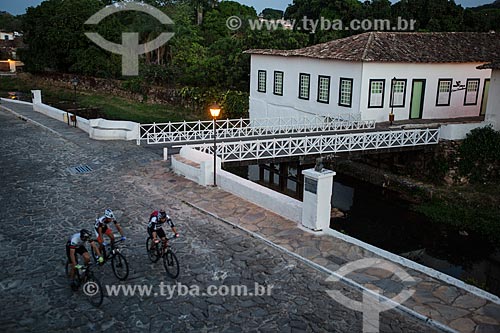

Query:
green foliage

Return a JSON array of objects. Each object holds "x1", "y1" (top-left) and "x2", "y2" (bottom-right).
[
  {"x1": 21, "y1": 0, "x2": 105, "y2": 73},
  {"x1": 122, "y1": 77, "x2": 149, "y2": 95},
  {"x1": 458, "y1": 126, "x2": 500, "y2": 183},
  {"x1": 261, "y1": 8, "x2": 284, "y2": 19},
  {"x1": 221, "y1": 90, "x2": 249, "y2": 119},
  {"x1": 0, "y1": 12, "x2": 22, "y2": 31}
]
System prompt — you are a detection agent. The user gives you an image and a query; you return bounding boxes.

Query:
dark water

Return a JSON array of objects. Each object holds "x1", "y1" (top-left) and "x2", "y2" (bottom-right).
[{"x1": 226, "y1": 164, "x2": 500, "y2": 297}]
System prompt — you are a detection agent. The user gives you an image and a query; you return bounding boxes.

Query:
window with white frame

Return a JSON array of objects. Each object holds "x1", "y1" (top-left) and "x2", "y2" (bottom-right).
[
  {"x1": 368, "y1": 79, "x2": 385, "y2": 108},
  {"x1": 339, "y1": 78, "x2": 353, "y2": 107},
  {"x1": 390, "y1": 79, "x2": 406, "y2": 107},
  {"x1": 257, "y1": 70, "x2": 266, "y2": 93},
  {"x1": 317, "y1": 76, "x2": 331, "y2": 103},
  {"x1": 464, "y1": 79, "x2": 480, "y2": 105},
  {"x1": 299, "y1": 73, "x2": 310, "y2": 100},
  {"x1": 436, "y1": 79, "x2": 452, "y2": 106},
  {"x1": 274, "y1": 71, "x2": 284, "y2": 96}
]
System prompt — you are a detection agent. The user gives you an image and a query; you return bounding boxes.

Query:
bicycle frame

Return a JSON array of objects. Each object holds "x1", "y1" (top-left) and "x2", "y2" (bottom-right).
[{"x1": 102, "y1": 239, "x2": 125, "y2": 261}]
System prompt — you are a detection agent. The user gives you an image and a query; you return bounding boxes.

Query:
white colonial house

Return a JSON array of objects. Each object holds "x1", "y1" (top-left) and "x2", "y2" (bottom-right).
[
  {"x1": 245, "y1": 32, "x2": 500, "y2": 124},
  {"x1": 0, "y1": 31, "x2": 14, "y2": 41}
]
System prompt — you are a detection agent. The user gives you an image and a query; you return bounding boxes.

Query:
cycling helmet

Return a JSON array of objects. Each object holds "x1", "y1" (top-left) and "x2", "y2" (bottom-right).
[
  {"x1": 104, "y1": 209, "x2": 114, "y2": 219},
  {"x1": 158, "y1": 210, "x2": 167, "y2": 219},
  {"x1": 80, "y1": 229, "x2": 92, "y2": 241}
]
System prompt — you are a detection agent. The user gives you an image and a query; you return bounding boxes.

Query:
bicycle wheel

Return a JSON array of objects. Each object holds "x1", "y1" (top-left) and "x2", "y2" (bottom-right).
[
  {"x1": 163, "y1": 249, "x2": 179, "y2": 279},
  {"x1": 146, "y1": 237, "x2": 160, "y2": 263},
  {"x1": 83, "y1": 272, "x2": 104, "y2": 307},
  {"x1": 111, "y1": 252, "x2": 129, "y2": 281}
]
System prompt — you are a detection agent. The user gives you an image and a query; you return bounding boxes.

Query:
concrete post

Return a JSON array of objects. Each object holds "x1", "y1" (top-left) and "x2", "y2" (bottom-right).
[
  {"x1": 301, "y1": 168, "x2": 336, "y2": 231},
  {"x1": 31, "y1": 90, "x2": 42, "y2": 104}
]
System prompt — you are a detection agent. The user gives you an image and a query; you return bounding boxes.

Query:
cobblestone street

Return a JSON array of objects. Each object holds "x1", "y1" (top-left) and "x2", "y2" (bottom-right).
[{"x1": 0, "y1": 106, "x2": 444, "y2": 332}]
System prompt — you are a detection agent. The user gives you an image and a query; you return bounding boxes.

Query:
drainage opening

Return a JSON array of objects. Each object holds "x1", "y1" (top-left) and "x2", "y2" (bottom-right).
[{"x1": 67, "y1": 165, "x2": 93, "y2": 174}]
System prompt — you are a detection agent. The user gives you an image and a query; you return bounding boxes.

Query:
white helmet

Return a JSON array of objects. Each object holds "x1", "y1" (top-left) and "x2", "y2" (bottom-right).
[{"x1": 104, "y1": 209, "x2": 114, "y2": 219}]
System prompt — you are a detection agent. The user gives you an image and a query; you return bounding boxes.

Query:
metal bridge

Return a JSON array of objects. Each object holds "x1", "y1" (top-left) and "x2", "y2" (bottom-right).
[
  {"x1": 138, "y1": 115, "x2": 375, "y2": 145},
  {"x1": 185, "y1": 128, "x2": 440, "y2": 163},
  {"x1": 138, "y1": 115, "x2": 440, "y2": 164}
]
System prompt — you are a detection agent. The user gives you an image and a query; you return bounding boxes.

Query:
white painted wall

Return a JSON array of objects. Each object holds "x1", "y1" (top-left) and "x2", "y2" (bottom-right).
[
  {"x1": 30, "y1": 90, "x2": 138, "y2": 140},
  {"x1": 171, "y1": 147, "x2": 302, "y2": 223},
  {"x1": 249, "y1": 55, "x2": 363, "y2": 120},
  {"x1": 439, "y1": 121, "x2": 493, "y2": 140},
  {"x1": 485, "y1": 69, "x2": 500, "y2": 130},
  {"x1": 249, "y1": 55, "x2": 491, "y2": 123},
  {"x1": 0, "y1": 32, "x2": 14, "y2": 41},
  {"x1": 361, "y1": 62, "x2": 492, "y2": 122}
]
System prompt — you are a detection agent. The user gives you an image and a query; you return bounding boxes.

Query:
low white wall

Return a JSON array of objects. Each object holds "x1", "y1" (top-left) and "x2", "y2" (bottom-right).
[
  {"x1": 439, "y1": 121, "x2": 493, "y2": 140},
  {"x1": 172, "y1": 147, "x2": 302, "y2": 224},
  {"x1": 0, "y1": 98, "x2": 33, "y2": 106},
  {"x1": 219, "y1": 169, "x2": 302, "y2": 224},
  {"x1": 89, "y1": 118, "x2": 140, "y2": 141},
  {"x1": 171, "y1": 155, "x2": 201, "y2": 184},
  {"x1": 32, "y1": 101, "x2": 91, "y2": 134}
]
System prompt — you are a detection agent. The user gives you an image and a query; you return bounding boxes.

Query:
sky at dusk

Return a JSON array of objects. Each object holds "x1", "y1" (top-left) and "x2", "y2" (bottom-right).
[{"x1": 0, "y1": 0, "x2": 495, "y2": 16}]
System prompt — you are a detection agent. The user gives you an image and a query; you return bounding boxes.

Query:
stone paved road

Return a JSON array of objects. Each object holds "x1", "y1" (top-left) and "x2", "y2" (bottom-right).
[{"x1": 0, "y1": 108, "x2": 441, "y2": 332}]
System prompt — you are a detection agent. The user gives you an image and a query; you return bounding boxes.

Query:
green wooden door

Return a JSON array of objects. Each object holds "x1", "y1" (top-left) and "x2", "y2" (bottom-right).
[
  {"x1": 480, "y1": 79, "x2": 490, "y2": 116},
  {"x1": 410, "y1": 79, "x2": 425, "y2": 119}
]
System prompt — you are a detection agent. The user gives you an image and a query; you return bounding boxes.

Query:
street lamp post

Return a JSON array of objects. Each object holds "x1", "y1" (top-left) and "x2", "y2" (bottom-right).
[
  {"x1": 71, "y1": 77, "x2": 79, "y2": 104},
  {"x1": 209, "y1": 103, "x2": 221, "y2": 186}
]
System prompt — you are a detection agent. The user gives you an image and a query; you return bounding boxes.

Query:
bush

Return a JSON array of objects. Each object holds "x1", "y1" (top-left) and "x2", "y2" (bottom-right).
[
  {"x1": 221, "y1": 90, "x2": 249, "y2": 119},
  {"x1": 458, "y1": 125, "x2": 500, "y2": 183}
]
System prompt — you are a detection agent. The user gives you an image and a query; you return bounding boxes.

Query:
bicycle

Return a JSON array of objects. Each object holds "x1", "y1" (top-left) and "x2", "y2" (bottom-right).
[
  {"x1": 91, "y1": 239, "x2": 129, "y2": 281},
  {"x1": 65, "y1": 258, "x2": 104, "y2": 307},
  {"x1": 146, "y1": 236, "x2": 180, "y2": 278}
]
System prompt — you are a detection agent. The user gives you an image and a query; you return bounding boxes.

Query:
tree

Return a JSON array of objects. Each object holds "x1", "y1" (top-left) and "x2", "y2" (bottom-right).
[
  {"x1": 261, "y1": 8, "x2": 284, "y2": 19},
  {"x1": 0, "y1": 12, "x2": 22, "y2": 32},
  {"x1": 21, "y1": 0, "x2": 111, "y2": 73}
]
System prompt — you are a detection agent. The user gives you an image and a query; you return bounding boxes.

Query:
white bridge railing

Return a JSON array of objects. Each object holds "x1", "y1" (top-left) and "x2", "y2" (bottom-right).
[
  {"x1": 187, "y1": 128, "x2": 440, "y2": 163},
  {"x1": 139, "y1": 115, "x2": 375, "y2": 145}
]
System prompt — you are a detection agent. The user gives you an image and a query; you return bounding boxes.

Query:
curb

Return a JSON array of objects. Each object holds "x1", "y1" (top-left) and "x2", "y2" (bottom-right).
[{"x1": 0, "y1": 104, "x2": 63, "y2": 138}]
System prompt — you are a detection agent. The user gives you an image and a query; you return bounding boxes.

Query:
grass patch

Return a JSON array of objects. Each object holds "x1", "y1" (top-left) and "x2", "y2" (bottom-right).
[
  {"x1": 414, "y1": 196, "x2": 500, "y2": 246},
  {"x1": 0, "y1": 75, "x2": 202, "y2": 123}
]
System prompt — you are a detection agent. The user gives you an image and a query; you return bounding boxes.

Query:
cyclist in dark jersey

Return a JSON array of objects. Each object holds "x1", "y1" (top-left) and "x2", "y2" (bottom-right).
[
  {"x1": 148, "y1": 209, "x2": 179, "y2": 249},
  {"x1": 66, "y1": 229, "x2": 103, "y2": 290}
]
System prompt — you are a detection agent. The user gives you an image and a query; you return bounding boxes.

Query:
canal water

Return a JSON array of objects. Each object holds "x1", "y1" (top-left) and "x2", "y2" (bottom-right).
[{"x1": 226, "y1": 164, "x2": 500, "y2": 297}]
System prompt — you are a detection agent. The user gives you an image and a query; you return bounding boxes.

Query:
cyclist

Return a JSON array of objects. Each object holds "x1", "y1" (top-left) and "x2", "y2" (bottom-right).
[
  {"x1": 94, "y1": 208, "x2": 126, "y2": 251},
  {"x1": 148, "y1": 209, "x2": 179, "y2": 249},
  {"x1": 66, "y1": 229, "x2": 103, "y2": 290}
]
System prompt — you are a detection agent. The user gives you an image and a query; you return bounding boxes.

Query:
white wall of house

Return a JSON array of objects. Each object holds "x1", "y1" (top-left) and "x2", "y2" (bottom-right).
[
  {"x1": 249, "y1": 55, "x2": 492, "y2": 123},
  {"x1": 360, "y1": 62, "x2": 492, "y2": 122},
  {"x1": 249, "y1": 55, "x2": 363, "y2": 120},
  {"x1": 485, "y1": 69, "x2": 500, "y2": 130},
  {"x1": 0, "y1": 32, "x2": 14, "y2": 41}
]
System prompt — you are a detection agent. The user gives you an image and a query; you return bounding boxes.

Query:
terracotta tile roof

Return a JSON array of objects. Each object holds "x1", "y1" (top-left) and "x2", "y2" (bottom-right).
[
  {"x1": 245, "y1": 32, "x2": 500, "y2": 63},
  {"x1": 477, "y1": 61, "x2": 500, "y2": 69}
]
